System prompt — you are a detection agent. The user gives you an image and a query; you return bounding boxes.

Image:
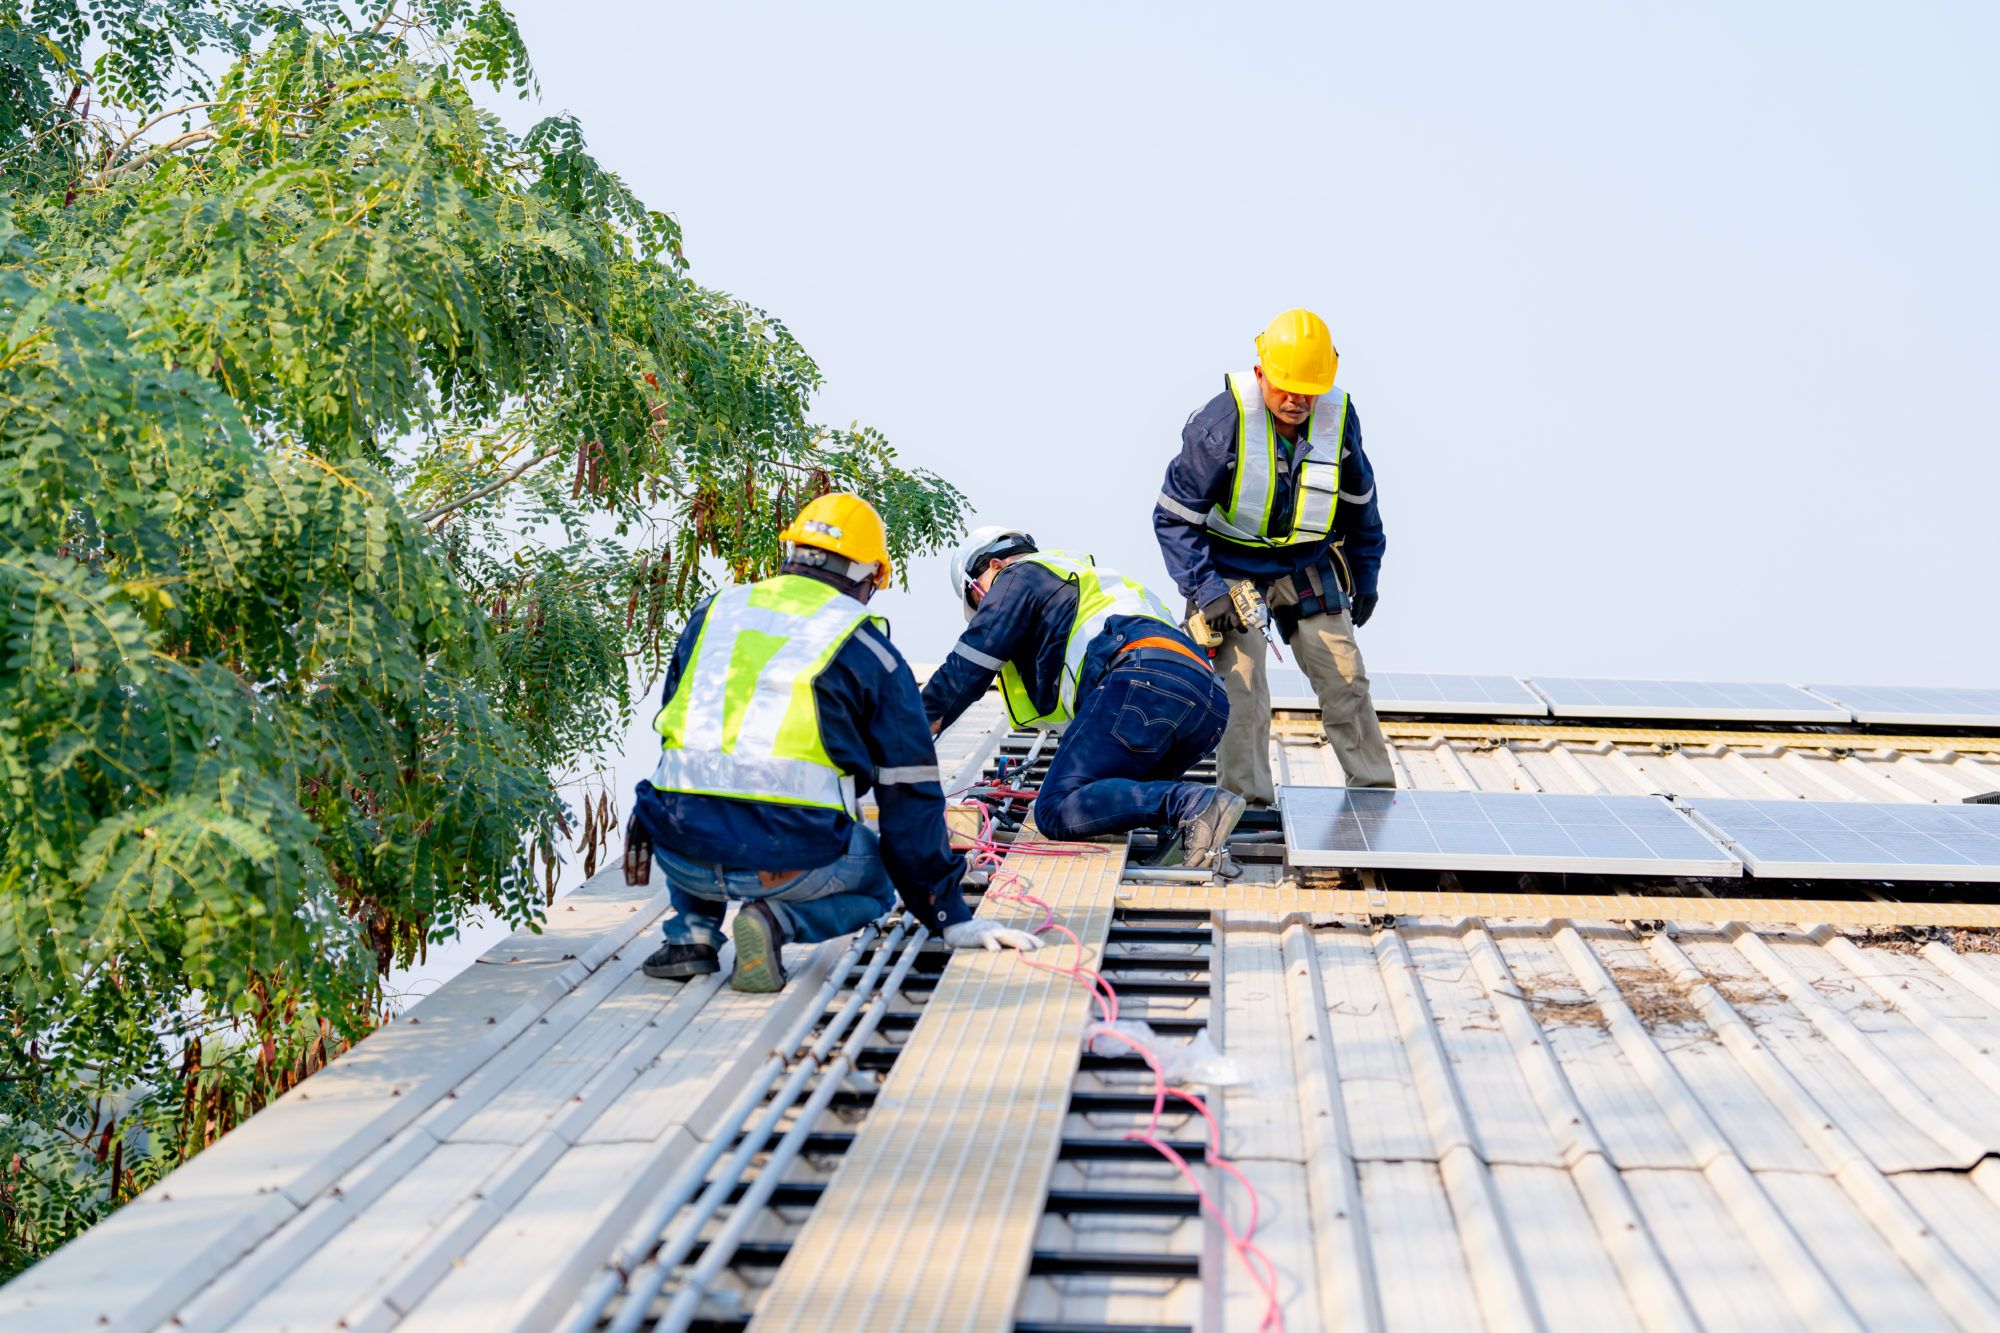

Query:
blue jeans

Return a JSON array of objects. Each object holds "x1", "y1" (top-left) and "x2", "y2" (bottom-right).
[
  {"x1": 655, "y1": 822, "x2": 897, "y2": 949},
  {"x1": 1034, "y1": 653, "x2": 1230, "y2": 840}
]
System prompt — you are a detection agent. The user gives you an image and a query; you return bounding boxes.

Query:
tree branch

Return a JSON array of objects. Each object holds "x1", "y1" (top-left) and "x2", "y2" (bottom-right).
[
  {"x1": 108, "y1": 102, "x2": 224, "y2": 169},
  {"x1": 97, "y1": 130, "x2": 216, "y2": 183},
  {"x1": 413, "y1": 445, "x2": 563, "y2": 526}
]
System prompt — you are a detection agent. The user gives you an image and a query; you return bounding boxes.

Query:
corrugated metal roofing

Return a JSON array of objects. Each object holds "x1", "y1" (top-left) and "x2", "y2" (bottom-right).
[
  {"x1": 13, "y1": 680, "x2": 2000, "y2": 1331},
  {"x1": 1210, "y1": 910, "x2": 2000, "y2": 1331}
]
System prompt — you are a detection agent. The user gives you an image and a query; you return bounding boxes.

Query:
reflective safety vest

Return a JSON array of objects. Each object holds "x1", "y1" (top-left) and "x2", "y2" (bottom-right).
[
  {"x1": 995, "y1": 552, "x2": 1177, "y2": 730},
  {"x1": 1205, "y1": 370, "x2": 1348, "y2": 548},
  {"x1": 651, "y1": 575, "x2": 879, "y2": 814}
]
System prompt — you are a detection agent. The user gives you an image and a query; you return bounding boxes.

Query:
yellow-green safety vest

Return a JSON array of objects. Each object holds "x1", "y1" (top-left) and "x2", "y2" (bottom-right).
[
  {"x1": 994, "y1": 551, "x2": 1177, "y2": 731},
  {"x1": 1205, "y1": 370, "x2": 1348, "y2": 548},
  {"x1": 652, "y1": 574, "x2": 879, "y2": 814}
]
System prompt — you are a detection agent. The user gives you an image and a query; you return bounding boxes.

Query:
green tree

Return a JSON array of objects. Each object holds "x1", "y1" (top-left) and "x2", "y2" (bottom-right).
[{"x1": 0, "y1": 0, "x2": 967, "y2": 1274}]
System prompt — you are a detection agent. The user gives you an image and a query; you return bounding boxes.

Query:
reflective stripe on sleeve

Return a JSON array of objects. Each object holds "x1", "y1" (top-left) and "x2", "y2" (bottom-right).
[
  {"x1": 1338, "y1": 487, "x2": 1374, "y2": 505},
  {"x1": 853, "y1": 626, "x2": 897, "y2": 671},
  {"x1": 1155, "y1": 491, "x2": 1210, "y2": 524},
  {"x1": 952, "y1": 641, "x2": 1005, "y2": 671},
  {"x1": 876, "y1": 764, "x2": 941, "y2": 785}
]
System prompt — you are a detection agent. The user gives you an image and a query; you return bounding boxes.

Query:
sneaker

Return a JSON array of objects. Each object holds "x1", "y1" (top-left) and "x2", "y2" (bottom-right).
[
  {"x1": 1179, "y1": 789, "x2": 1248, "y2": 869},
  {"x1": 642, "y1": 942, "x2": 720, "y2": 980},
  {"x1": 730, "y1": 901, "x2": 788, "y2": 992}
]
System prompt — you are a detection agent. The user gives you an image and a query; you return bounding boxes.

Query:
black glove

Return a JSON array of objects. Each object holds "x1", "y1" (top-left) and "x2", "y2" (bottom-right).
[
  {"x1": 622, "y1": 812, "x2": 653, "y2": 886},
  {"x1": 1350, "y1": 593, "x2": 1378, "y2": 628},
  {"x1": 1200, "y1": 593, "x2": 1243, "y2": 635},
  {"x1": 1270, "y1": 604, "x2": 1301, "y2": 644}
]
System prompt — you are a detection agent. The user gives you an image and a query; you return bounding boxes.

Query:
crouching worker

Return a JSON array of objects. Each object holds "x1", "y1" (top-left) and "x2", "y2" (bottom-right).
[
  {"x1": 922, "y1": 528, "x2": 1244, "y2": 867},
  {"x1": 633, "y1": 495, "x2": 1041, "y2": 992}
]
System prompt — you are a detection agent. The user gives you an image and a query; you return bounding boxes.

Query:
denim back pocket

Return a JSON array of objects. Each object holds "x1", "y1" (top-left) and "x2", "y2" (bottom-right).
[{"x1": 1109, "y1": 676, "x2": 1200, "y2": 755}]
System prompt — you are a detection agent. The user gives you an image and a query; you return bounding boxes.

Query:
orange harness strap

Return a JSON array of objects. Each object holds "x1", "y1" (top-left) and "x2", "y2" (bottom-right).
[{"x1": 1117, "y1": 635, "x2": 1214, "y2": 673}]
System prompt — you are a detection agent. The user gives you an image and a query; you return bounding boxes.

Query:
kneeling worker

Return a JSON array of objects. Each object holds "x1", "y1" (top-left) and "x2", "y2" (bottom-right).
[
  {"x1": 922, "y1": 528, "x2": 1243, "y2": 867},
  {"x1": 1153, "y1": 307, "x2": 1396, "y2": 804},
  {"x1": 634, "y1": 494, "x2": 1041, "y2": 991}
]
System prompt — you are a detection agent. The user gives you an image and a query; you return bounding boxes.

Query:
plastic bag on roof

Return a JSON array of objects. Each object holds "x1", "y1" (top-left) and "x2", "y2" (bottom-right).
[{"x1": 1083, "y1": 1019, "x2": 1246, "y2": 1087}]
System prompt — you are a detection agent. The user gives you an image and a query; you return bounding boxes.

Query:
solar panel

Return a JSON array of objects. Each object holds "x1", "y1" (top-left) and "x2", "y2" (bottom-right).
[
  {"x1": 1527, "y1": 677, "x2": 1848, "y2": 723},
  {"x1": 1683, "y1": 799, "x2": 2000, "y2": 882},
  {"x1": 1267, "y1": 669, "x2": 1549, "y2": 715},
  {"x1": 1280, "y1": 787, "x2": 1743, "y2": 876},
  {"x1": 1800, "y1": 684, "x2": 2000, "y2": 728}
]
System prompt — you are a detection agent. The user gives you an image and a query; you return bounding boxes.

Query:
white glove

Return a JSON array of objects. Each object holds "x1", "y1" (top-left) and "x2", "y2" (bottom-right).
[{"x1": 943, "y1": 919, "x2": 1044, "y2": 952}]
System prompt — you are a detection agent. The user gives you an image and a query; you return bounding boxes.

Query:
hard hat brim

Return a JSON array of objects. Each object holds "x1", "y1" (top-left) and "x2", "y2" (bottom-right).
[{"x1": 1260, "y1": 367, "x2": 1335, "y2": 396}]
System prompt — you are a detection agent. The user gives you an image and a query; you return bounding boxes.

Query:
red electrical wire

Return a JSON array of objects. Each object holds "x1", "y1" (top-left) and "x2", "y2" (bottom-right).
[{"x1": 958, "y1": 799, "x2": 1286, "y2": 1331}]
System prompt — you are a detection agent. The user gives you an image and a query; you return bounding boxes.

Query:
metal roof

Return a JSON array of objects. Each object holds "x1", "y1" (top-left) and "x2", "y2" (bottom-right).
[
  {"x1": 11, "y1": 685, "x2": 2000, "y2": 1332},
  {"x1": 1210, "y1": 909, "x2": 2000, "y2": 1331}
]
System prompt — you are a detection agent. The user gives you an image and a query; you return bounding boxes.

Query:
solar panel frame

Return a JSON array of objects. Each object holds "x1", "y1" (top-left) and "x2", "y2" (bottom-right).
[
  {"x1": 1268, "y1": 669, "x2": 1550, "y2": 716},
  {"x1": 1799, "y1": 684, "x2": 2000, "y2": 728},
  {"x1": 1526, "y1": 676, "x2": 1849, "y2": 723},
  {"x1": 1279, "y1": 787, "x2": 1743, "y2": 876},
  {"x1": 1682, "y1": 799, "x2": 2000, "y2": 882}
]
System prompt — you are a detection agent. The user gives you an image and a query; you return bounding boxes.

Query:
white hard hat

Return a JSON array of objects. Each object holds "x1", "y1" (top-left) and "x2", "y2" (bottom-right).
[{"x1": 948, "y1": 526, "x2": 1036, "y2": 619}]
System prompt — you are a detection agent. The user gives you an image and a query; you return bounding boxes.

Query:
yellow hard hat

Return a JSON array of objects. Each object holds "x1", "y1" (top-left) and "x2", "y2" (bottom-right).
[
  {"x1": 1254, "y1": 308, "x2": 1339, "y2": 395},
  {"x1": 779, "y1": 492, "x2": 894, "y2": 589}
]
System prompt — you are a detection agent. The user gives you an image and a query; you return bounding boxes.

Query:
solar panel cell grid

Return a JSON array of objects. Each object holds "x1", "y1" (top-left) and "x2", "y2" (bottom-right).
[
  {"x1": 1266, "y1": 669, "x2": 1548, "y2": 715},
  {"x1": 1528, "y1": 677, "x2": 1848, "y2": 722},
  {"x1": 1280, "y1": 788, "x2": 1742, "y2": 875},
  {"x1": 1685, "y1": 799, "x2": 2000, "y2": 881},
  {"x1": 1802, "y1": 684, "x2": 2000, "y2": 727}
]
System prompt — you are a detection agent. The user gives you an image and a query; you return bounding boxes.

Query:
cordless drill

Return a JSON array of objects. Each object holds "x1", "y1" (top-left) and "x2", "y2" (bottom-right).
[{"x1": 1185, "y1": 579, "x2": 1284, "y2": 659}]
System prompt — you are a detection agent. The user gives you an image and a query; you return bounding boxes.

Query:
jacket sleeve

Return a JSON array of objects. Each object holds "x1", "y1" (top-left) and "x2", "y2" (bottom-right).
[
  {"x1": 1331, "y1": 399, "x2": 1386, "y2": 598},
  {"x1": 1152, "y1": 397, "x2": 1237, "y2": 610},
  {"x1": 920, "y1": 563, "x2": 1041, "y2": 731},
  {"x1": 853, "y1": 627, "x2": 975, "y2": 931}
]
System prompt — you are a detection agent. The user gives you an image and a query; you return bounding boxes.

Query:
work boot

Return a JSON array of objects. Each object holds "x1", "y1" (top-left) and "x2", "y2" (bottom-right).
[
  {"x1": 1145, "y1": 830, "x2": 1188, "y2": 867},
  {"x1": 1178, "y1": 788, "x2": 1248, "y2": 869},
  {"x1": 642, "y1": 941, "x2": 720, "y2": 980},
  {"x1": 730, "y1": 901, "x2": 789, "y2": 993}
]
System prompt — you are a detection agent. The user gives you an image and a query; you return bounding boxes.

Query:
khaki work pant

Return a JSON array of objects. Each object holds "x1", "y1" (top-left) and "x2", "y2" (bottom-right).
[{"x1": 1213, "y1": 608, "x2": 1396, "y2": 803}]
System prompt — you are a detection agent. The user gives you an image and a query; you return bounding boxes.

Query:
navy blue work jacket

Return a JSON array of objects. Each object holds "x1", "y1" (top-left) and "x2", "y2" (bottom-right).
[
  {"x1": 633, "y1": 587, "x2": 972, "y2": 932},
  {"x1": 922, "y1": 559, "x2": 1206, "y2": 734},
  {"x1": 1153, "y1": 383, "x2": 1386, "y2": 612}
]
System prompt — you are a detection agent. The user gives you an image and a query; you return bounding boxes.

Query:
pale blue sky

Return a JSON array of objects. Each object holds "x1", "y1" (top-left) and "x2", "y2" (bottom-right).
[
  {"x1": 490, "y1": 0, "x2": 1998, "y2": 687},
  {"x1": 392, "y1": 0, "x2": 2000, "y2": 996}
]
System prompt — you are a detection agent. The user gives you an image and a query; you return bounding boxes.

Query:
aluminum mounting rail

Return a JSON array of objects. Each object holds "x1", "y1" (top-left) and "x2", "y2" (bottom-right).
[
  {"x1": 751, "y1": 829, "x2": 1128, "y2": 1333},
  {"x1": 554, "y1": 921, "x2": 901, "y2": 1333}
]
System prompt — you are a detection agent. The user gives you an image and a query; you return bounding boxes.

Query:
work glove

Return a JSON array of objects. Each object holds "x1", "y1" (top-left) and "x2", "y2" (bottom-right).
[
  {"x1": 1270, "y1": 604, "x2": 1301, "y2": 645},
  {"x1": 1200, "y1": 593, "x2": 1243, "y2": 636},
  {"x1": 943, "y1": 919, "x2": 1044, "y2": 952},
  {"x1": 1350, "y1": 592, "x2": 1379, "y2": 628}
]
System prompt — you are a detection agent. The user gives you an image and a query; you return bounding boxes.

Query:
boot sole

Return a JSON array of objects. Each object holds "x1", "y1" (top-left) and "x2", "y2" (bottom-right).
[
  {"x1": 643, "y1": 957, "x2": 720, "y2": 980},
  {"x1": 730, "y1": 908, "x2": 786, "y2": 992},
  {"x1": 1185, "y1": 792, "x2": 1248, "y2": 868}
]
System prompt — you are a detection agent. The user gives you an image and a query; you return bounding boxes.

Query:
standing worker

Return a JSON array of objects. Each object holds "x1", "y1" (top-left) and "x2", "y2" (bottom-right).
[
  {"x1": 632, "y1": 494, "x2": 1040, "y2": 992},
  {"x1": 922, "y1": 528, "x2": 1242, "y2": 867},
  {"x1": 1153, "y1": 308, "x2": 1396, "y2": 805}
]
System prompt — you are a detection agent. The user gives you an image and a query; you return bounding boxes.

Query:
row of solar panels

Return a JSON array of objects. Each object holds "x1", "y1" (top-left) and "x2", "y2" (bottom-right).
[
  {"x1": 1265, "y1": 670, "x2": 2000, "y2": 726},
  {"x1": 1280, "y1": 787, "x2": 2000, "y2": 882}
]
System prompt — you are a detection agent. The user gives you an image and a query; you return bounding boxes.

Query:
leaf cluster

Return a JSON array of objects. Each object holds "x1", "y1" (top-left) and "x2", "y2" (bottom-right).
[{"x1": 0, "y1": 0, "x2": 970, "y2": 1276}]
